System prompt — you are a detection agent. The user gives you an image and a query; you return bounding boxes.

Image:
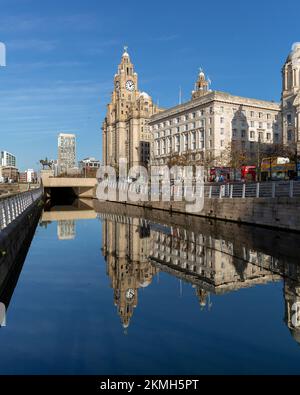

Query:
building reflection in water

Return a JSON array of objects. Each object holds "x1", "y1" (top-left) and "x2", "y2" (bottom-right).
[
  {"x1": 57, "y1": 220, "x2": 76, "y2": 240},
  {"x1": 98, "y1": 208, "x2": 300, "y2": 344},
  {"x1": 102, "y1": 217, "x2": 158, "y2": 331},
  {"x1": 284, "y1": 279, "x2": 300, "y2": 345},
  {"x1": 38, "y1": 200, "x2": 300, "y2": 344},
  {"x1": 41, "y1": 198, "x2": 97, "y2": 240}
]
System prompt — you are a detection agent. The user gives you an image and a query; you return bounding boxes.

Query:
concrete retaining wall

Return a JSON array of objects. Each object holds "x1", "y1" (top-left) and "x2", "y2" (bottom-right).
[{"x1": 96, "y1": 197, "x2": 300, "y2": 232}]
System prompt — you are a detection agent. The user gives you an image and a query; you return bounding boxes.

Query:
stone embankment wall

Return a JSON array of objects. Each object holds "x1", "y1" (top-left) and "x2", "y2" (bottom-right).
[{"x1": 95, "y1": 197, "x2": 300, "y2": 232}]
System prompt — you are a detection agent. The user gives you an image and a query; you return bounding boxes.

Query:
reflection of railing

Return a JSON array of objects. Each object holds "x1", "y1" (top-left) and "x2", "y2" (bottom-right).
[{"x1": 0, "y1": 188, "x2": 43, "y2": 231}]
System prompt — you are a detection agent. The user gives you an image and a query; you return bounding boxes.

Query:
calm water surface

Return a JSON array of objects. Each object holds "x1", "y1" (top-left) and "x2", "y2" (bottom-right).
[{"x1": 0, "y1": 200, "x2": 300, "y2": 375}]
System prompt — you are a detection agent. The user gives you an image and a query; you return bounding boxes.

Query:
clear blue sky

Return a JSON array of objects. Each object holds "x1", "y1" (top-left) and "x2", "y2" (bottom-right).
[{"x1": 0, "y1": 0, "x2": 299, "y2": 171}]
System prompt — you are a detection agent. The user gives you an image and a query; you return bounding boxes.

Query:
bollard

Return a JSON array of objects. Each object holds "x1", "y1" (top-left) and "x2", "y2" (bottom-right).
[
  {"x1": 256, "y1": 183, "x2": 260, "y2": 198},
  {"x1": 290, "y1": 180, "x2": 294, "y2": 198}
]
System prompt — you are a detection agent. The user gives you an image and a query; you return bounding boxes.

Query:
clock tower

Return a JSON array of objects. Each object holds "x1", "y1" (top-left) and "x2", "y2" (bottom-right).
[{"x1": 102, "y1": 47, "x2": 163, "y2": 170}]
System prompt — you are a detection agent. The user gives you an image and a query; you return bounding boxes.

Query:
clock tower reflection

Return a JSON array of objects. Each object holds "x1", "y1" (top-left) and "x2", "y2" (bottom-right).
[{"x1": 102, "y1": 217, "x2": 158, "y2": 332}]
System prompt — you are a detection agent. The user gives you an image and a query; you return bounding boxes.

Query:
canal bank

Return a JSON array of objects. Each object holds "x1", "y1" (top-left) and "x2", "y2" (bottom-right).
[
  {"x1": 0, "y1": 190, "x2": 43, "y2": 310},
  {"x1": 96, "y1": 183, "x2": 300, "y2": 232}
]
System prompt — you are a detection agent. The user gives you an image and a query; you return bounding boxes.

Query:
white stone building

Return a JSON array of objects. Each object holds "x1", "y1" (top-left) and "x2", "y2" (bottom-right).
[
  {"x1": 149, "y1": 70, "x2": 281, "y2": 168},
  {"x1": 281, "y1": 43, "x2": 300, "y2": 151}
]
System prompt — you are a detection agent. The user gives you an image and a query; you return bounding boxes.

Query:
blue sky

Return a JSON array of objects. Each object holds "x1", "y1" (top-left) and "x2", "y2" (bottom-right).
[{"x1": 0, "y1": 0, "x2": 299, "y2": 171}]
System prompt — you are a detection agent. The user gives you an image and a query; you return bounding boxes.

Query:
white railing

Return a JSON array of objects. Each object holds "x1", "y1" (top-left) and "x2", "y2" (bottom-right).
[
  {"x1": 105, "y1": 180, "x2": 300, "y2": 201},
  {"x1": 0, "y1": 188, "x2": 43, "y2": 231},
  {"x1": 204, "y1": 180, "x2": 300, "y2": 199}
]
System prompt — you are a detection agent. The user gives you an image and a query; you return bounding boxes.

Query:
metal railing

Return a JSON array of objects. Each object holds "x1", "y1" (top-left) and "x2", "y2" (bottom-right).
[
  {"x1": 105, "y1": 180, "x2": 300, "y2": 200},
  {"x1": 0, "y1": 188, "x2": 43, "y2": 231},
  {"x1": 204, "y1": 180, "x2": 300, "y2": 199}
]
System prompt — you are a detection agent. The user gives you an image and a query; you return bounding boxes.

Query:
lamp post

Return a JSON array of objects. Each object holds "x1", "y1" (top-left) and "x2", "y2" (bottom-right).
[{"x1": 257, "y1": 135, "x2": 261, "y2": 182}]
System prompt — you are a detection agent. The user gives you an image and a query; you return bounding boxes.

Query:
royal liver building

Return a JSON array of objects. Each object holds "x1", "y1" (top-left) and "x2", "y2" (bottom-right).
[{"x1": 102, "y1": 47, "x2": 162, "y2": 169}]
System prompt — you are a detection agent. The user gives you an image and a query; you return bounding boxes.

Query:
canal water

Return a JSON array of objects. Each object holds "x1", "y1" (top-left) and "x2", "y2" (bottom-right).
[{"x1": 0, "y1": 199, "x2": 300, "y2": 375}]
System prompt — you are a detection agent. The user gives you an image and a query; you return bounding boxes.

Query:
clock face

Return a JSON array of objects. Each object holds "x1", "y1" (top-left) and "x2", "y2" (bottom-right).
[
  {"x1": 126, "y1": 289, "x2": 135, "y2": 300},
  {"x1": 126, "y1": 80, "x2": 135, "y2": 92}
]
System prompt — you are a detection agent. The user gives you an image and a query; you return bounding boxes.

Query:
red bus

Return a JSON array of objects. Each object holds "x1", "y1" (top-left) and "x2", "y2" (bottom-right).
[
  {"x1": 210, "y1": 166, "x2": 256, "y2": 182},
  {"x1": 241, "y1": 166, "x2": 256, "y2": 182}
]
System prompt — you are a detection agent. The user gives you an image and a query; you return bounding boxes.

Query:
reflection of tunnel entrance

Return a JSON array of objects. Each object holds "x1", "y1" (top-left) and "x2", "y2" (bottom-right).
[{"x1": 46, "y1": 187, "x2": 77, "y2": 205}]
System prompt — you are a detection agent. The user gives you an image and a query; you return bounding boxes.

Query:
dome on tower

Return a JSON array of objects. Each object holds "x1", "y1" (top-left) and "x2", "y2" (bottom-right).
[
  {"x1": 286, "y1": 42, "x2": 300, "y2": 62},
  {"x1": 139, "y1": 92, "x2": 151, "y2": 100},
  {"x1": 139, "y1": 279, "x2": 151, "y2": 288},
  {"x1": 292, "y1": 42, "x2": 300, "y2": 52}
]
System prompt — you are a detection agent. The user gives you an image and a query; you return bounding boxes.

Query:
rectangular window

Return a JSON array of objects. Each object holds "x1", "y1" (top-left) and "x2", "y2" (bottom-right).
[
  {"x1": 241, "y1": 130, "x2": 246, "y2": 138},
  {"x1": 251, "y1": 121, "x2": 254, "y2": 127},
  {"x1": 185, "y1": 135, "x2": 188, "y2": 150},
  {"x1": 220, "y1": 128, "x2": 224, "y2": 135},
  {"x1": 250, "y1": 131, "x2": 255, "y2": 139},
  {"x1": 266, "y1": 133, "x2": 271, "y2": 140},
  {"x1": 176, "y1": 135, "x2": 180, "y2": 152},
  {"x1": 192, "y1": 132, "x2": 196, "y2": 150},
  {"x1": 220, "y1": 117, "x2": 224, "y2": 124}
]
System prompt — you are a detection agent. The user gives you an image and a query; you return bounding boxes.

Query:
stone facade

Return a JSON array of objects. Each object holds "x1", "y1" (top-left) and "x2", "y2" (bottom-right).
[
  {"x1": 281, "y1": 43, "x2": 300, "y2": 152},
  {"x1": 150, "y1": 70, "x2": 281, "y2": 167},
  {"x1": 102, "y1": 48, "x2": 162, "y2": 170}
]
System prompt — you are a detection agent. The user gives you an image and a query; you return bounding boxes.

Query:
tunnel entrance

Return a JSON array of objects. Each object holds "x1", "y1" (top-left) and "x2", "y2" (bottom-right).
[{"x1": 46, "y1": 187, "x2": 77, "y2": 206}]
